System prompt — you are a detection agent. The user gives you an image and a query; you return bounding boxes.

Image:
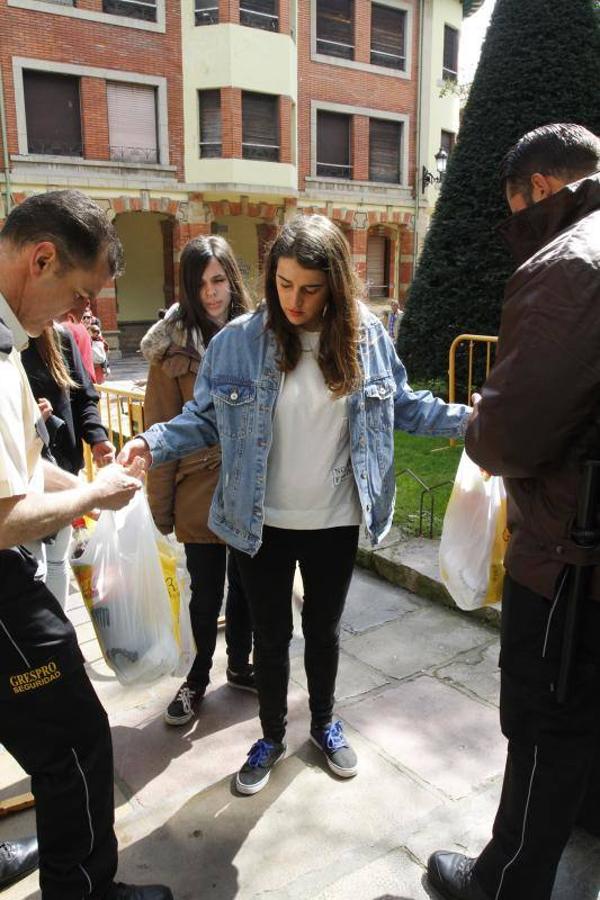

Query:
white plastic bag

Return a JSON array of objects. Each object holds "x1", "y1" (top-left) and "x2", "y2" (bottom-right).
[
  {"x1": 154, "y1": 532, "x2": 196, "y2": 678},
  {"x1": 439, "y1": 450, "x2": 508, "y2": 611},
  {"x1": 71, "y1": 490, "x2": 179, "y2": 685}
]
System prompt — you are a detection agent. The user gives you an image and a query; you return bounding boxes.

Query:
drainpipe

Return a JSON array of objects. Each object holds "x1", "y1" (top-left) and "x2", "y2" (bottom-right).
[
  {"x1": 413, "y1": 0, "x2": 426, "y2": 277},
  {"x1": 0, "y1": 62, "x2": 12, "y2": 218}
]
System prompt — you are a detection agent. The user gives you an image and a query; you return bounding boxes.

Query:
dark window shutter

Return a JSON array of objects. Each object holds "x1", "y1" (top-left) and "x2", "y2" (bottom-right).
[
  {"x1": 443, "y1": 25, "x2": 459, "y2": 79},
  {"x1": 195, "y1": 0, "x2": 219, "y2": 25},
  {"x1": 367, "y1": 234, "x2": 390, "y2": 298},
  {"x1": 242, "y1": 93, "x2": 279, "y2": 161},
  {"x1": 369, "y1": 118, "x2": 401, "y2": 183},
  {"x1": 24, "y1": 71, "x2": 82, "y2": 156},
  {"x1": 370, "y1": 4, "x2": 406, "y2": 70},
  {"x1": 199, "y1": 90, "x2": 222, "y2": 158},
  {"x1": 316, "y1": 0, "x2": 354, "y2": 59},
  {"x1": 240, "y1": 0, "x2": 278, "y2": 31},
  {"x1": 316, "y1": 111, "x2": 351, "y2": 178},
  {"x1": 103, "y1": 0, "x2": 157, "y2": 22}
]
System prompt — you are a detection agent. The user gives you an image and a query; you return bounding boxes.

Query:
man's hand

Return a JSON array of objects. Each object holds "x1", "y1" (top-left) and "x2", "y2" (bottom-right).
[
  {"x1": 472, "y1": 392, "x2": 482, "y2": 406},
  {"x1": 91, "y1": 439, "x2": 116, "y2": 468},
  {"x1": 117, "y1": 437, "x2": 152, "y2": 470},
  {"x1": 38, "y1": 398, "x2": 53, "y2": 422},
  {"x1": 92, "y1": 460, "x2": 145, "y2": 511}
]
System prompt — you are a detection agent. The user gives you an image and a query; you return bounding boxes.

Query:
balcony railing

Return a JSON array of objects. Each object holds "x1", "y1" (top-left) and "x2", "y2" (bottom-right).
[
  {"x1": 316, "y1": 161, "x2": 352, "y2": 179},
  {"x1": 27, "y1": 139, "x2": 83, "y2": 157},
  {"x1": 370, "y1": 48, "x2": 406, "y2": 70},
  {"x1": 240, "y1": 5, "x2": 278, "y2": 31},
  {"x1": 242, "y1": 142, "x2": 280, "y2": 162},
  {"x1": 103, "y1": 0, "x2": 157, "y2": 22},
  {"x1": 199, "y1": 141, "x2": 222, "y2": 158},
  {"x1": 316, "y1": 37, "x2": 354, "y2": 59},
  {"x1": 195, "y1": 2, "x2": 218, "y2": 25},
  {"x1": 109, "y1": 145, "x2": 159, "y2": 163}
]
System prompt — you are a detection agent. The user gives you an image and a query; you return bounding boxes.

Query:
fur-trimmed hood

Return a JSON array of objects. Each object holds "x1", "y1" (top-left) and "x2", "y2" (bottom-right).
[{"x1": 140, "y1": 304, "x2": 206, "y2": 378}]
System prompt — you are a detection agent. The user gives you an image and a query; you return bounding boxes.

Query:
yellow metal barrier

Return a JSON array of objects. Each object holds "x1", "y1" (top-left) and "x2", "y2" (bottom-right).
[
  {"x1": 83, "y1": 382, "x2": 147, "y2": 481},
  {"x1": 448, "y1": 333, "x2": 498, "y2": 406}
]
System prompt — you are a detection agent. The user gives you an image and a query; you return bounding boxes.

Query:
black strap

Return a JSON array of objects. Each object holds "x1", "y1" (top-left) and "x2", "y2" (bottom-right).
[{"x1": 0, "y1": 317, "x2": 13, "y2": 355}]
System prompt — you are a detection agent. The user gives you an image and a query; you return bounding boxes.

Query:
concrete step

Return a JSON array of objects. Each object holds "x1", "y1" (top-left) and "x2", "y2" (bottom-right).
[{"x1": 356, "y1": 526, "x2": 501, "y2": 628}]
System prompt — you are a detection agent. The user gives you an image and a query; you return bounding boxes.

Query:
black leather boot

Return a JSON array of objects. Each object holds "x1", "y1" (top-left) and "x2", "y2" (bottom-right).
[
  {"x1": 427, "y1": 851, "x2": 491, "y2": 900},
  {"x1": 0, "y1": 836, "x2": 39, "y2": 889}
]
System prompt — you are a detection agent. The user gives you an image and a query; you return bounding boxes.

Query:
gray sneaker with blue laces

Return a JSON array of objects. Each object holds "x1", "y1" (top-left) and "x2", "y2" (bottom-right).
[
  {"x1": 310, "y1": 720, "x2": 357, "y2": 777},
  {"x1": 236, "y1": 738, "x2": 286, "y2": 795}
]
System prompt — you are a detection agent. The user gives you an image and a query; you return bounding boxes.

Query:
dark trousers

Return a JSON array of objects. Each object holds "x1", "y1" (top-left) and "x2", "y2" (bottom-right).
[
  {"x1": 474, "y1": 573, "x2": 600, "y2": 900},
  {"x1": 233, "y1": 525, "x2": 359, "y2": 744},
  {"x1": 184, "y1": 544, "x2": 253, "y2": 688},
  {"x1": 0, "y1": 552, "x2": 117, "y2": 900}
]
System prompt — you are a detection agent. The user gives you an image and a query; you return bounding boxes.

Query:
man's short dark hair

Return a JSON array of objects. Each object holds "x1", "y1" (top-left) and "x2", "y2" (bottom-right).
[
  {"x1": 0, "y1": 190, "x2": 124, "y2": 277},
  {"x1": 501, "y1": 123, "x2": 600, "y2": 201}
]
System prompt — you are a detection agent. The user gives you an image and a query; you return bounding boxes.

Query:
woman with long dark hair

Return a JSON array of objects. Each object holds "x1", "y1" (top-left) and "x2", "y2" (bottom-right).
[
  {"x1": 141, "y1": 235, "x2": 255, "y2": 726},
  {"x1": 121, "y1": 215, "x2": 471, "y2": 791}
]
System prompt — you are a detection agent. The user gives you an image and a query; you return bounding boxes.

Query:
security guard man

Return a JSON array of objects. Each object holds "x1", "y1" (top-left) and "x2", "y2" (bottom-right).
[{"x1": 0, "y1": 191, "x2": 173, "y2": 900}]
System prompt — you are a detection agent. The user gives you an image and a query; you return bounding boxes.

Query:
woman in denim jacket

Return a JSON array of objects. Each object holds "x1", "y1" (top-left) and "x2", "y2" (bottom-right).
[{"x1": 120, "y1": 215, "x2": 471, "y2": 795}]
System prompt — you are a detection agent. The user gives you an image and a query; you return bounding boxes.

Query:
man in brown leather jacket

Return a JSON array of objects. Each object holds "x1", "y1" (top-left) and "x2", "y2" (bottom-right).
[{"x1": 428, "y1": 124, "x2": 600, "y2": 900}]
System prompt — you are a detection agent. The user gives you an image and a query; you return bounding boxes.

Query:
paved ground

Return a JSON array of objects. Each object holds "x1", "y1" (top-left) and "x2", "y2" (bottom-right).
[{"x1": 2, "y1": 564, "x2": 598, "y2": 900}]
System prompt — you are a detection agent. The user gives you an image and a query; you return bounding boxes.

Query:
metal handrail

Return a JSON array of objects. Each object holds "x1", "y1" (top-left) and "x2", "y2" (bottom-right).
[{"x1": 448, "y1": 333, "x2": 498, "y2": 445}]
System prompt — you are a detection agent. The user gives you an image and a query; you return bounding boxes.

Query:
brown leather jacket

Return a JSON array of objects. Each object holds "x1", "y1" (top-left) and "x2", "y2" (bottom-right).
[
  {"x1": 141, "y1": 310, "x2": 222, "y2": 545},
  {"x1": 466, "y1": 173, "x2": 600, "y2": 601}
]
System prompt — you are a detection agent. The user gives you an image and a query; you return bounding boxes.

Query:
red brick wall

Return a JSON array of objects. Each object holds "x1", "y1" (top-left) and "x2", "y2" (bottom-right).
[
  {"x1": 296, "y1": 0, "x2": 419, "y2": 191},
  {"x1": 0, "y1": 0, "x2": 184, "y2": 177},
  {"x1": 80, "y1": 77, "x2": 109, "y2": 161}
]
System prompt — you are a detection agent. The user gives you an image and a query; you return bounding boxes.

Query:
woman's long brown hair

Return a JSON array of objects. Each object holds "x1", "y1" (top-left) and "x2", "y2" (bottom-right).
[
  {"x1": 35, "y1": 326, "x2": 77, "y2": 390},
  {"x1": 264, "y1": 215, "x2": 362, "y2": 397},
  {"x1": 174, "y1": 235, "x2": 251, "y2": 346}
]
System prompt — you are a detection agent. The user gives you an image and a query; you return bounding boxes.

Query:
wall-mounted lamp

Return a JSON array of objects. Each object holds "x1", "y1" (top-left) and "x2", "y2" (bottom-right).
[{"x1": 421, "y1": 147, "x2": 448, "y2": 193}]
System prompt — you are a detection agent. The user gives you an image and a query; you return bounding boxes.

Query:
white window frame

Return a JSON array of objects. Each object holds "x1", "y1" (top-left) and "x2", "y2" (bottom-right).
[
  {"x1": 7, "y1": 0, "x2": 166, "y2": 33},
  {"x1": 311, "y1": 100, "x2": 409, "y2": 187},
  {"x1": 310, "y1": 0, "x2": 412, "y2": 80},
  {"x1": 13, "y1": 58, "x2": 169, "y2": 165}
]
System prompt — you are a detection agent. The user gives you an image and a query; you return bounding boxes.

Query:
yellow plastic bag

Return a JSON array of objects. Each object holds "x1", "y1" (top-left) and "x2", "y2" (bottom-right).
[
  {"x1": 439, "y1": 450, "x2": 509, "y2": 610},
  {"x1": 155, "y1": 532, "x2": 196, "y2": 678}
]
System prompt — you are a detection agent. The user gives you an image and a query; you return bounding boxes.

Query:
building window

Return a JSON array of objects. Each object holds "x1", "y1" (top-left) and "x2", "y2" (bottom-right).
[
  {"x1": 107, "y1": 82, "x2": 158, "y2": 163},
  {"x1": 198, "y1": 90, "x2": 222, "y2": 158},
  {"x1": 195, "y1": 0, "x2": 219, "y2": 25},
  {"x1": 316, "y1": 0, "x2": 354, "y2": 60},
  {"x1": 370, "y1": 3, "x2": 406, "y2": 70},
  {"x1": 102, "y1": 0, "x2": 157, "y2": 22},
  {"x1": 367, "y1": 234, "x2": 390, "y2": 299},
  {"x1": 441, "y1": 129, "x2": 456, "y2": 156},
  {"x1": 242, "y1": 92, "x2": 280, "y2": 162},
  {"x1": 443, "y1": 24, "x2": 459, "y2": 80},
  {"x1": 23, "y1": 71, "x2": 82, "y2": 156},
  {"x1": 316, "y1": 110, "x2": 351, "y2": 179},
  {"x1": 40, "y1": 0, "x2": 75, "y2": 6},
  {"x1": 369, "y1": 118, "x2": 402, "y2": 183},
  {"x1": 240, "y1": 0, "x2": 278, "y2": 31}
]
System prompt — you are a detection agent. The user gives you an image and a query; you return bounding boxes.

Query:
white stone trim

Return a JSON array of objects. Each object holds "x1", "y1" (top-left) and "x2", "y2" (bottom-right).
[
  {"x1": 7, "y1": 0, "x2": 166, "y2": 32},
  {"x1": 12, "y1": 57, "x2": 170, "y2": 165},
  {"x1": 310, "y1": 99, "x2": 409, "y2": 188},
  {"x1": 310, "y1": 0, "x2": 412, "y2": 80}
]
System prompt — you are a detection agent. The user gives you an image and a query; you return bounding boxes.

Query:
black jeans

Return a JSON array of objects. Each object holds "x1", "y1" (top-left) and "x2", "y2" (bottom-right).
[
  {"x1": 474, "y1": 573, "x2": 600, "y2": 900},
  {"x1": 0, "y1": 550, "x2": 117, "y2": 899},
  {"x1": 233, "y1": 525, "x2": 359, "y2": 744},
  {"x1": 184, "y1": 544, "x2": 253, "y2": 688}
]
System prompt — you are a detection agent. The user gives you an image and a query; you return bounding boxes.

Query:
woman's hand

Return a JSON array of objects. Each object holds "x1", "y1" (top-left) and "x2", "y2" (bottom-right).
[
  {"x1": 91, "y1": 439, "x2": 116, "y2": 468},
  {"x1": 117, "y1": 437, "x2": 152, "y2": 470},
  {"x1": 38, "y1": 398, "x2": 53, "y2": 422}
]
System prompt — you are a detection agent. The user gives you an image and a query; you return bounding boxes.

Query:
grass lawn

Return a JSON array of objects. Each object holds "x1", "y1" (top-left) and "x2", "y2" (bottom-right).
[{"x1": 393, "y1": 431, "x2": 463, "y2": 538}]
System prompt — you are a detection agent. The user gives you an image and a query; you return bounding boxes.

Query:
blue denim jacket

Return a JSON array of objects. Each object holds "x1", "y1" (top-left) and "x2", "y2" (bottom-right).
[{"x1": 144, "y1": 304, "x2": 470, "y2": 555}]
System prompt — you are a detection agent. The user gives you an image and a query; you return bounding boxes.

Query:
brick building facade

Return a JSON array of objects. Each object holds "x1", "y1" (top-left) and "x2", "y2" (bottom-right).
[{"x1": 0, "y1": 0, "x2": 466, "y2": 352}]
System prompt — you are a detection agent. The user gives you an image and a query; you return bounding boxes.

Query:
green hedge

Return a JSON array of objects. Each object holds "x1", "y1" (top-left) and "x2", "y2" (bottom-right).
[{"x1": 398, "y1": 0, "x2": 600, "y2": 382}]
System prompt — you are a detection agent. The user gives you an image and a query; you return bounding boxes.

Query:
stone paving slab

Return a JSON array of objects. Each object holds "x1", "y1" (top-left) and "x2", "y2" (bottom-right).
[
  {"x1": 341, "y1": 568, "x2": 420, "y2": 636},
  {"x1": 313, "y1": 847, "x2": 429, "y2": 900},
  {"x1": 342, "y1": 675, "x2": 506, "y2": 801},
  {"x1": 434, "y1": 642, "x2": 500, "y2": 707},
  {"x1": 342, "y1": 605, "x2": 494, "y2": 681},
  {"x1": 290, "y1": 647, "x2": 390, "y2": 702}
]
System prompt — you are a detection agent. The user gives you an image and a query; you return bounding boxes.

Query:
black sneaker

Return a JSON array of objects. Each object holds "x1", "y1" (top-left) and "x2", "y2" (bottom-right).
[
  {"x1": 235, "y1": 738, "x2": 286, "y2": 795},
  {"x1": 164, "y1": 681, "x2": 204, "y2": 726},
  {"x1": 310, "y1": 720, "x2": 357, "y2": 778},
  {"x1": 226, "y1": 666, "x2": 258, "y2": 693}
]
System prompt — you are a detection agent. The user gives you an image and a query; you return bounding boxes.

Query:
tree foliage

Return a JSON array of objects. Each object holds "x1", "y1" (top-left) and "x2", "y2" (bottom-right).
[{"x1": 398, "y1": 0, "x2": 600, "y2": 382}]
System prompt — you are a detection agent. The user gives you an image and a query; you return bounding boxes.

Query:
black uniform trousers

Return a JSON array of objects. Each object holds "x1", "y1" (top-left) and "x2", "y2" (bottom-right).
[
  {"x1": 474, "y1": 573, "x2": 600, "y2": 900},
  {"x1": 0, "y1": 548, "x2": 117, "y2": 899},
  {"x1": 233, "y1": 525, "x2": 359, "y2": 744}
]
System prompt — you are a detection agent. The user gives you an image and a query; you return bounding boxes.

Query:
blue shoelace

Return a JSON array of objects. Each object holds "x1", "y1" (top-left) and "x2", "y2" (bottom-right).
[
  {"x1": 322, "y1": 720, "x2": 348, "y2": 751},
  {"x1": 247, "y1": 739, "x2": 276, "y2": 768}
]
